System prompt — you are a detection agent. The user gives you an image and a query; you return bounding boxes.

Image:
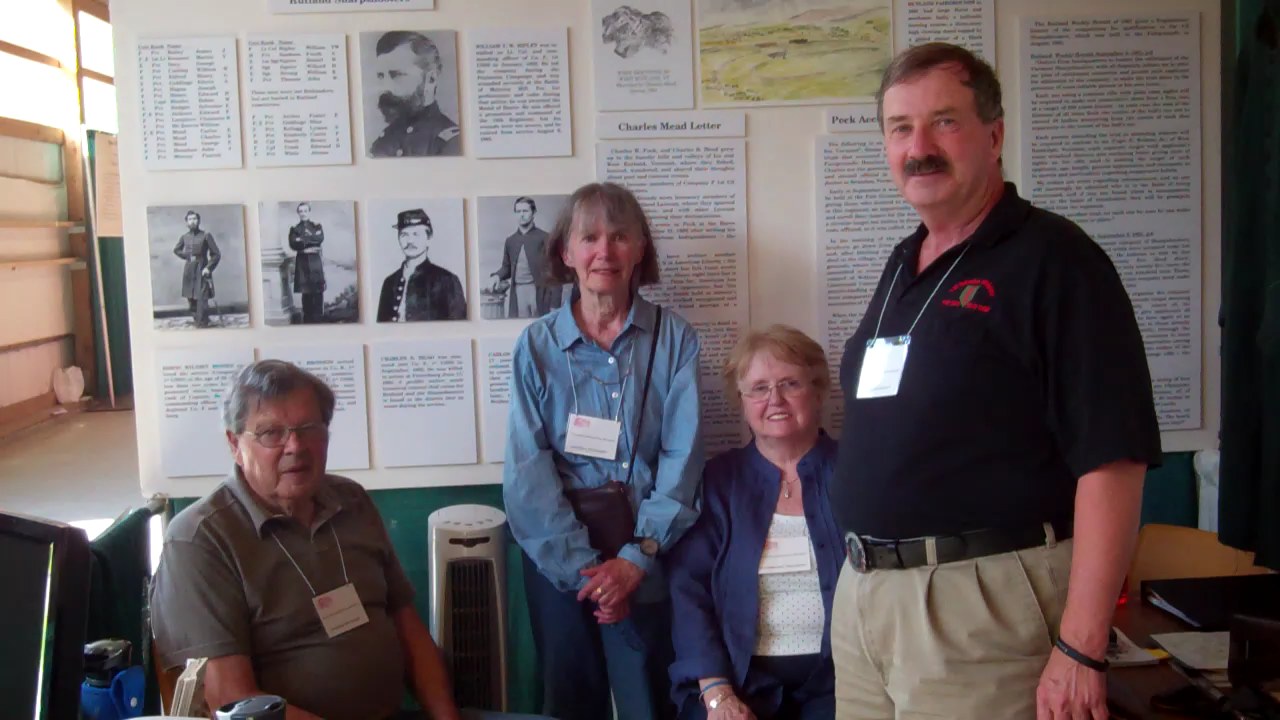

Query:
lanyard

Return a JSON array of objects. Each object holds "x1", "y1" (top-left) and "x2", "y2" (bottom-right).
[
  {"x1": 871, "y1": 244, "x2": 971, "y2": 340},
  {"x1": 272, "y1": 524, "x2": 349, "y2": 597},
  {"x1": 564, "y1": 338, "x2": 636, "y2": 422}
]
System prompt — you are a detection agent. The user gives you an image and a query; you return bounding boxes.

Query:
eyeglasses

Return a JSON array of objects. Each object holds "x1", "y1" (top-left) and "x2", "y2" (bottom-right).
[
  {"x1": 739, "y1": 378, "x2": 810, "y2": 402},
  {"x1": 242, "y1": 422, "x2": 329, "y2": 448}
]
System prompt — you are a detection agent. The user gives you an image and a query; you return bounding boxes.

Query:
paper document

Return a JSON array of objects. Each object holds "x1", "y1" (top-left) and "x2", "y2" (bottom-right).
[
  {"x1": 1019, "y1": 14, "x2": 1204, "y2": 431},
  {"x1": 246, "y1": 34, "x2": 353, "y2": 167},
  {"x1": 1107, "y1": 627, "x2": 1162, "y2": 667},
  {"x1": 137, "y1": 36, "x2": 243, "y2": 170},
  {"x1": 1152, "y1": 631, "x2": 1230, "y2": 671},
  {"x1": 468, "y1": 27, "x2": 571, "y2": 158}
]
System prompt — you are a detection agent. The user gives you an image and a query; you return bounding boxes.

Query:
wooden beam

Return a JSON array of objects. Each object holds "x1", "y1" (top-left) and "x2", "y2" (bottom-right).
[
  {"x1": 80, "y1": 67, "x2": 113, "y2": 86},
  {"x1": 0, "y1": 117, "x2": 64, "y2": 145},
  {"x1": 62, "y1": 140, "x2": 86, "y2": 226},
  {"x1": 0, "y1": 39, "x2": 62, "y2": 69},
  {"x1": 0, "y1": 220, "x2": 83, "y2": 230},
  {"x1": 0, "y1": 172, "x2": 63, "y2": 187},
  {"x1": 75, "y1": 0, "x2": 109, "y2": 22},
  {"x1": 70, "y1": 268, "x2": 96, "y2": 394},
  {"x1": 68, "y1": 228, "x2": 89, "y2": 260},
  {"x1": 62, "y1": 0, "x2": 95, "y2": 396},
  {"x1": 2, "y1": 257, "x2": 82, "y2": 271},
  {"x1": 0, "y1": 391, "x2": 61, "y2": 441},
  {"x1": 0, "y1": 334, "x2": 74, "y2": 355}
]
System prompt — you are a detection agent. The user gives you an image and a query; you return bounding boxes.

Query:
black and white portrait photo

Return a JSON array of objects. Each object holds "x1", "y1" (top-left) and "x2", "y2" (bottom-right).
[
  {"x1": 602, "y1": 5, "x2": 675, "y2": 57},
  {"x1": 258, "y1": 200, "x2": 360, "y2": 326},
  {"x1": 359, "y1": 30, "x2": 462, "y2": 159},
  {"x1": 147, "y1": 204, "x2": 249, "y2": 330},
  {"x1": 477, "y1": 194, "x2": 571, "y2": 320},
  {"x1": 366, "y1": 197, "x2": 467, "y2": 322}
]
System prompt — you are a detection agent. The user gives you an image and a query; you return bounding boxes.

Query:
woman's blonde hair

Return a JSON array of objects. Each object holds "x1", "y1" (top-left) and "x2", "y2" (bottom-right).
[{"x1": 721, "y1": 324, "x2": 830, "y2": 402}]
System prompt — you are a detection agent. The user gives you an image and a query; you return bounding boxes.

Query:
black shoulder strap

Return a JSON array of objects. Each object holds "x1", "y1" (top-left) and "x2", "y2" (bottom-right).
[{"x1": 625, "y1": 305, "x2": 662, "y2": 485}]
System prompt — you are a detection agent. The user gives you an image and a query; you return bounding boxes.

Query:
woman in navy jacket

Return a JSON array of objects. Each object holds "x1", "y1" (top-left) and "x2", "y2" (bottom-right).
[{"x1": 667, "y1": 325, "x2": 843, "y2": 720}]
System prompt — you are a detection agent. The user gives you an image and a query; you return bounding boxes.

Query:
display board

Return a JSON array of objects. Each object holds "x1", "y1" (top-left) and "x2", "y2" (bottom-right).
[{"x1": 111, "y1": 0, "x2": 1223, "y2": 496}]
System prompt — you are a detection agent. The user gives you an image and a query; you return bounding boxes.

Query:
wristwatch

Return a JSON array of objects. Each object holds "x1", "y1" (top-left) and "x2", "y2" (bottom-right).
[{"x1": 636, "y1": 537, "x2": 659, "y2": 557}]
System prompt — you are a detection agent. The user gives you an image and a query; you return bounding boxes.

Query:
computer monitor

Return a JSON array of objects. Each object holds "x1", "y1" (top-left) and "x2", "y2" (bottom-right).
[{"x1": 0, "y1": 511, "x2": 91, "y2": 720}]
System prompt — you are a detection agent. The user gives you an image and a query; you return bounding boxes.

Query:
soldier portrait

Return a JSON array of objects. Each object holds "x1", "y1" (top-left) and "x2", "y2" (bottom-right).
[
  {"x1": 360, "y1": 30, "x2": 462, "y2": 159},
  {"x1": 367, "y1": 197, "x2": 468, "y2": 323},
  {"x1": 289, "y1": 202, "x2": 327, "y2": 323},
  {"x1": 477, "y1": 194, "x2": 571, "y2": 320},
  {"x1": 259, "y1": 200, "x2": 360, "y2": 326},
  {"x1": 147, "y1": 204, "x2": 250, "y2": 330}
]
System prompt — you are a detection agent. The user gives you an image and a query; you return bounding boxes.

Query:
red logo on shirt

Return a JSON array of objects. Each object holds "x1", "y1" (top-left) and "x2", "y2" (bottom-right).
[{"x1": 942, "y1": 278, "x2": 994, "y2": 313}]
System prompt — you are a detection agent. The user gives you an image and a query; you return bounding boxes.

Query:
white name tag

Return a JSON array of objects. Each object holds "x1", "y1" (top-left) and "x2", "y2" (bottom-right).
[
  {"x1": 564, "y1": 413, "x2": 621, "y2": 460},
  {"x1": 313, "y1": 583, "x2": 369, "y2": 639},
  {"x1": 856, "y1": 335, "x2": 911, "y2": 399},
  {"x1": 758, "y1": 536, "x2": 813, "y2": 574}
]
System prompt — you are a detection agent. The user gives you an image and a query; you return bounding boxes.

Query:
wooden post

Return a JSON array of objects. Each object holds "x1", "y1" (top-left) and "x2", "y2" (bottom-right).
[{"x1": 59, "y1": 0, "x2": 97, "y2": 395}]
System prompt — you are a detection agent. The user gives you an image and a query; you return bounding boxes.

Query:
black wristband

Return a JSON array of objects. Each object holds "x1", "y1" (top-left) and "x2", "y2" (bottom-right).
[{"x1": 1055, "y1": 637, "x2": 1110, "y2": 672}]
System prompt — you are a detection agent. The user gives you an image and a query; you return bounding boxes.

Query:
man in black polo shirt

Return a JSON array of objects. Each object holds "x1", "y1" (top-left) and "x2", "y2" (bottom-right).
[{"x1": 829, "y1": 43, "x2": 1162, "y2": 720}]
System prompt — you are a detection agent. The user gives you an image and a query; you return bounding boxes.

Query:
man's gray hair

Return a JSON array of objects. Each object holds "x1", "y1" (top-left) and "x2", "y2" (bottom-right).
[{"x1": 222, "y1": 359, "x2": 336, "y2": 435}]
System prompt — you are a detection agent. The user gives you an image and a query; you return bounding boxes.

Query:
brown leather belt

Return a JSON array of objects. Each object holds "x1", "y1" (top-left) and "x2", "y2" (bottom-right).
[{"x1": 844, "y1": 522, "x2": 1070, "y2": 573}]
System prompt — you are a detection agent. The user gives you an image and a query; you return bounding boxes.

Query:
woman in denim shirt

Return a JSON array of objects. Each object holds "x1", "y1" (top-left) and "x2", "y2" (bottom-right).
[
  {"x1": 503, "y1": 182, "x2": 705, "y2": 720},
  {"x1": 667, "y1": 326, "x2": 842, "y2": 720}
]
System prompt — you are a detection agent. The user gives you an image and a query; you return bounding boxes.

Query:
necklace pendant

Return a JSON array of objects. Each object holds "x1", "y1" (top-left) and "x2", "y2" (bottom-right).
[{"x1": 782, "y1": 487, "x2": 791, "y2": 499}]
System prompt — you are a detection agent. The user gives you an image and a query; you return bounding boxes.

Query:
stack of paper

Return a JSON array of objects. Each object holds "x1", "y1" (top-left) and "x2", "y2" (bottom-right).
[{"x1": 1151, "y1": 631, "x2": 1230, "y2": 671}]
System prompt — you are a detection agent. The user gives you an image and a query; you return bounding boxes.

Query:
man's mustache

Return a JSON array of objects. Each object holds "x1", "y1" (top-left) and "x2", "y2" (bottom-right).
[{"x1": 905, "y1": 155, "x2": 949, "y2": 175}]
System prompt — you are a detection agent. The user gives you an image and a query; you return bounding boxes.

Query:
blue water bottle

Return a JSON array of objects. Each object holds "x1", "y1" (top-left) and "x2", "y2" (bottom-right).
[{"x1": 80, "y1": 639, "x2": 145, "y2": 720}]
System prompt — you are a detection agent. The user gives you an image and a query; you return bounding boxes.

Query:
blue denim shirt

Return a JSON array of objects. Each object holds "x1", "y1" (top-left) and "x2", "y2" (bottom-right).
[
  {"x1": 503, "y1": 293, "x2": 704, "y2": 595},
  {"x1": 666, "y1": 433, "x2": 842, "y2": 710}
]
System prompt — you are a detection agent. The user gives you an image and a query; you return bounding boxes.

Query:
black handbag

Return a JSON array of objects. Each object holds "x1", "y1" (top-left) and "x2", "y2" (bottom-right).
[{"x1": 564, "y1": 306, "x2": 662, "y2": 559}]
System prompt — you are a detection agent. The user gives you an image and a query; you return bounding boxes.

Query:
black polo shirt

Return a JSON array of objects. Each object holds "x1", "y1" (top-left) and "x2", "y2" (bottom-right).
[{"x1": 831, "y1": 183, "x2": 1163, "y2": 539}]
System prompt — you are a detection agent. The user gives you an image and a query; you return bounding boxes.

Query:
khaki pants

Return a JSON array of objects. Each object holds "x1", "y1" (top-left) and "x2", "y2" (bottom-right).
[{"x1": 832, "y1": 537, "x2": 1072, "y2": 720}]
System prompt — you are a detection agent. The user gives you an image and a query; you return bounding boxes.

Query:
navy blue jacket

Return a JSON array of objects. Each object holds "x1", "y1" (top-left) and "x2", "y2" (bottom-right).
[{"x1": 665, "y1": 433, "x2": 843, "y2": 712}]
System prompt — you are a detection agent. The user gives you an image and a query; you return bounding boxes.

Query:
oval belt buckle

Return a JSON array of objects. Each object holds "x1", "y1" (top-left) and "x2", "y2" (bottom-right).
[{"x1": 845, "y1": 532, "x2": 870, "y2": 573}]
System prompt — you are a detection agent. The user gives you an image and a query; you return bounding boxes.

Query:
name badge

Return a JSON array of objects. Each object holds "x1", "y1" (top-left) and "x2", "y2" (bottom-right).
[
  {"x1": 856, "y1": 335, "x2": 910, "y2": 399},
  {"x1": 758, "y1": 536, "x2": 813, "y2": 574},
  {"x1": 313, "y1": 583, "x2": 369, "y2": 639},
  {"x1": 564, "y1": 413, "x2": 621, "y2": 460}
]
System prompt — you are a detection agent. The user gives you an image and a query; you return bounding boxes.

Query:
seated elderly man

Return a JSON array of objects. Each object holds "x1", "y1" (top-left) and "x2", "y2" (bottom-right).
[{"x1": 151, "y1": 360, "x2": 538, "y2": 720}]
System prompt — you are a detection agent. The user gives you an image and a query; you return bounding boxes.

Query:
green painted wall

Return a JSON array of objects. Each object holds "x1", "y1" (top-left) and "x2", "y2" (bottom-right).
[
  {"x1": 86, "y1": 131, "x2": 134, "y2": 400},
  {"x1": 1141, "y1": 452, "x2": 1199, "y2": 527}
]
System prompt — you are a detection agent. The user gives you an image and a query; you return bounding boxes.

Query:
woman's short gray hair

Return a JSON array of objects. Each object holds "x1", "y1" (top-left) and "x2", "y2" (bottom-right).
[{"x1": 222, "y1": 359, "x2": 335, "y2": 435}]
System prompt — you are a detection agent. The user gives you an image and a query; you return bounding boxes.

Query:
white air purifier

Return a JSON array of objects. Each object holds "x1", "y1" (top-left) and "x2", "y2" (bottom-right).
[{"x1": 428, "y1": 504, "x2": 509, "y2": 711}]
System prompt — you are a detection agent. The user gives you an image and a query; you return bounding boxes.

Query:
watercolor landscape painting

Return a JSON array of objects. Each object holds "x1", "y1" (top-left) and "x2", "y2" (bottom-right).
[{"x1": 697, "y1": 0, "x2": 892, "y2": 106}]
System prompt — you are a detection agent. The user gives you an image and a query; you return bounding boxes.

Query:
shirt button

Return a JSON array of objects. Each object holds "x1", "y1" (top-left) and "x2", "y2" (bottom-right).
[
  {"x1": 406, "y1": 125, "x2": 415, "y2": 134},
  {"x1": 818, "y1": 543, "x2": 826, "y2": 549},
  {"x1": 395, "y1": 149, "x2": 404, "y2": 157},
  {"x1": 622, "y1": 461, "x2": 629, "y2": 469},
  {"x1": 611, "y1": 391, "x2": 619, "y2": 399},
  {"x1": 608, "y1": 357, "x2": 615, "y2": 364}
]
